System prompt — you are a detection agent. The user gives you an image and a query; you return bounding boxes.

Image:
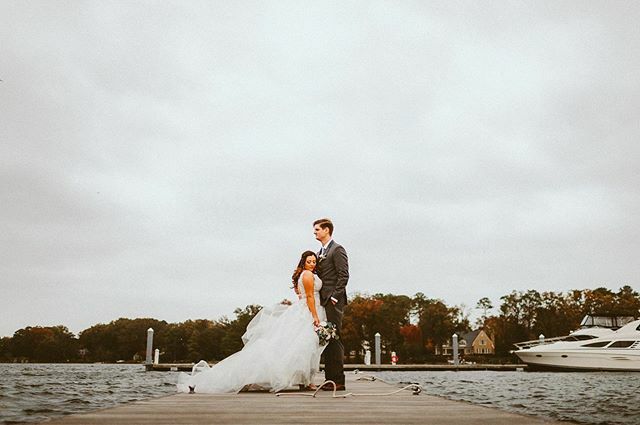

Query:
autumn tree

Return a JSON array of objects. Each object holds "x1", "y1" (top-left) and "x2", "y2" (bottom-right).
[
  {"x1": 341, "y1": 294, "x2": 383, "y2": 362},
  {"x1": 10, "y1": 326, "x2": 78, "y2": 362},
  {"x1": 583, "y1": 287, "x2": 617, "y2": 315},
  {"x1": 340, "y1": 293, "x2": 414, "y2": 362}
]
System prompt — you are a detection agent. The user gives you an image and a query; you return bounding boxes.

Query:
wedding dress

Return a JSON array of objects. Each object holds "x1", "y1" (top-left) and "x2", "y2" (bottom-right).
[{"x1": 176, "y1": 272, "x2": 326, "y2": 393}]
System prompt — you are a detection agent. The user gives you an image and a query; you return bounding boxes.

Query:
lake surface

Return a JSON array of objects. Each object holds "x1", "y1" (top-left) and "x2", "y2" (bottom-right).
[
  {"x1": 1, "y1": 364, "x2": 639, "y2": 424},
  {"x1": 0, "y1": 364, "x2": 177, "y2": 424},
  {"x1": 376, "y1": 370, "x2": 640, "y2": 425}
]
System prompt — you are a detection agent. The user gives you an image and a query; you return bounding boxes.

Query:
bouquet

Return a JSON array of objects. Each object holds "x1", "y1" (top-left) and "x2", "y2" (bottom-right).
[{"x1": 315, "y1": 321, "x2": 338, "y2": 346}]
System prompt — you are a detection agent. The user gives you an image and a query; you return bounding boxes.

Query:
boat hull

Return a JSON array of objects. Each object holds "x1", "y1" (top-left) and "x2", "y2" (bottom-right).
[{"x1": 515, "y1": 350, "x2": 640, "y2": 371}]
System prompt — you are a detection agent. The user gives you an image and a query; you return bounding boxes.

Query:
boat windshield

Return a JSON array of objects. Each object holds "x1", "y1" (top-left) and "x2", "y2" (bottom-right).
[{"x1": 579, "y1": 316, "x2": 636, "y2": 329}]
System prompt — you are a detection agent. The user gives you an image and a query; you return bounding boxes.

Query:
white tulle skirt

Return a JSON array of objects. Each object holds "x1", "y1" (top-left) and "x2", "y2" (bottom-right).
[{"x1": 176, "y1": 300, "x2": 325, "y2": 393}]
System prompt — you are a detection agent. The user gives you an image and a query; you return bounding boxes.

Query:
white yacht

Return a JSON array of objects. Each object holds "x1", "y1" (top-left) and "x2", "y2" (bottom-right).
[{"x1": 513, "y1": 316, "x2": 640, "y2": 371}]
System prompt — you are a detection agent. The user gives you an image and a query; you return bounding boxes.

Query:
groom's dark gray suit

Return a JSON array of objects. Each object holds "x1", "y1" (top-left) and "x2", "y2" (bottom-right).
[{"x1": 316, "y1": 240, "x2": 349, "y2": 386}]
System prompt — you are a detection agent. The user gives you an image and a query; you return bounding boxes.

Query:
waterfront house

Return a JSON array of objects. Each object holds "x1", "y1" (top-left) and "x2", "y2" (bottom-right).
[{"x1": 440, "y1": 329, "x2": 495, "y2": 355}]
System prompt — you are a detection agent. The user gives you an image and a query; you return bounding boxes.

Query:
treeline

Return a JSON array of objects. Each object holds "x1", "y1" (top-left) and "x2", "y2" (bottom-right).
[
  {"x1": 343, "y1": 292, "x2": 468, "y2": 363},
  {"x1": 343, "y1": 285, "x2": 639, "y2": 362},
  {"x1": 0, "y1": 305, "x2": 261, "y2": 364},
  {"x1": 1, "y1": 286, "x2": 638, "y2": 363}
]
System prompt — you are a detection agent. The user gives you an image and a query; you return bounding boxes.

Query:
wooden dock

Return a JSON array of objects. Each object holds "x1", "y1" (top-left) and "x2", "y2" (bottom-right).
[
  {"x1": 146, "y1": 362, "x2": 526, "y2": 372},
  {"x1": 48, "y1": 371, "x2": 570, "y2": 425}
]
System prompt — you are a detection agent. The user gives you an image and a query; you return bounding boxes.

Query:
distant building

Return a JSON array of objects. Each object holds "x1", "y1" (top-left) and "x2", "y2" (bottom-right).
[{"x1": 440, "y1": 329, "x2": 495, "y2": 355}]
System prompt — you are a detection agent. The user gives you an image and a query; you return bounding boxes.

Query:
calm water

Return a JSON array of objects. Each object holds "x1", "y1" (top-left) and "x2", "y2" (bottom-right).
[
  {"x1": 1, "y1": 365, "x2": 639, "y2": 424},
  {"x1": 376, "y1": 370, "x2": 640, "y2": 425},
  {"x1": 0, "y1": 364, "x2": 177, "y2": 424}
]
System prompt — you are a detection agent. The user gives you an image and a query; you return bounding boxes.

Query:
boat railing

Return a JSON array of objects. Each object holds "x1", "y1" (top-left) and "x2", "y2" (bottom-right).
[{"x1": 513, "y1": 335, "x2": 568, "y2": 350}]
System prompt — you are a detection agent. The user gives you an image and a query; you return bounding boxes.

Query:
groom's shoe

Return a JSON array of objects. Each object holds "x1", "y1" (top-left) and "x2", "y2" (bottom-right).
[{"x1": 321, "y1": 383, "x2": 346, "y2": 391}]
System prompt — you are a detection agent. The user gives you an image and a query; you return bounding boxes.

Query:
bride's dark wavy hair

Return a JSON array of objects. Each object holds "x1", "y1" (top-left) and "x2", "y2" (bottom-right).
[{"x1": 291, "y1": 250, "x2": 318, "y2": 288}]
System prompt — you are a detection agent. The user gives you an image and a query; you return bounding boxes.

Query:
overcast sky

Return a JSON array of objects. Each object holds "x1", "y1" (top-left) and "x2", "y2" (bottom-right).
[{"x1": 1, "y1": 1, "x2": 639, "y2": 337}]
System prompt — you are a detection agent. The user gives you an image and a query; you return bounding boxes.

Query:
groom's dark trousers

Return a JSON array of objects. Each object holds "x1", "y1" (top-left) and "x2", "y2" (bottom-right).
[
  {"x1": 323, "y1": 298, "x2": 346, "y2": 386},
  {"x1": 317, "y1": 240, "x2": 349, "y2": 387}
]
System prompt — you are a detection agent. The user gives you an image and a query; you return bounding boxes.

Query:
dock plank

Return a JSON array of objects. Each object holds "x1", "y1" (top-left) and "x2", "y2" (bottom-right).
[{"x1": 48, "y1": 373, "x2": 572, "y2": 424}]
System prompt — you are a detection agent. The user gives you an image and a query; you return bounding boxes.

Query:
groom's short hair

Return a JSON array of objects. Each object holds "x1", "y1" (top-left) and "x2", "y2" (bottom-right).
[{"x1": 313, "y1": 218, "x2": 334, "y2": 235}]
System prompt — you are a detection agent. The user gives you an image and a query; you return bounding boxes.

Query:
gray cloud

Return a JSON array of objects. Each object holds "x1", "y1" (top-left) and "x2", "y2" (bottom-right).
[{"x1": 1, "y1": 1, "x2": 639, "y2": 336}]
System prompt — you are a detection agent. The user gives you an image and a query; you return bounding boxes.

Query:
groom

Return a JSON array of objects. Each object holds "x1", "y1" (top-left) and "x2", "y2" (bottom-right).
[{"x1": 313, "y1": 218, "x2": 349, "y2": 391}]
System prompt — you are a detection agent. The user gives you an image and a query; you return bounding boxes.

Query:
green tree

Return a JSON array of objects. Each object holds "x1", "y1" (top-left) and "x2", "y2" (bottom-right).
[
  {"x1": 78, "y1": 323, "x2": 116, "y2": 361},
  {"x1": 79, "y1": 318, "x2": 167, "y2": 362},
  {"x1": 179, "y1": 319, "x2": 226, "y2": 362},
  {"x1": 475, "y1": 297, "x2": 493, "y2": 327},
  {"x1": 158, "y1": 322, "x2": 190, "y2": 363},
  {"x1": 369, "y1": 293, "x2": 413, "y2": 361},
  {"x1": 615, "y1": 285, "x2": 640, "y2": 316},
  {"x1": 113, "y1": 318, "x2": 168, "y2": 361},
  {"x1": 496, "y1": 292, "x2": 529, "y2": 352},
  {"x1": 0, "y1": 337, "x2": 11, "y2": 360},
  {"x1": 531, "y1": 290, "x2": 586, "y2": 338},
  {"x1": 414, "y1": 294, "x2": 468, "y2": 355}
]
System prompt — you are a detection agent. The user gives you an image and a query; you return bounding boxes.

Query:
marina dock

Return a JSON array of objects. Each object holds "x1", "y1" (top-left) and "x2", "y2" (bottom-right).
[{"x1": 48, "y1": 371, "x2": 568, "y2": 425}]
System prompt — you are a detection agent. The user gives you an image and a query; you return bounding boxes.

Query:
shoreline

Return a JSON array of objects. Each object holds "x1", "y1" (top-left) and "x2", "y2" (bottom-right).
[{"x1": 146, "y1": 362, "x2": 527, "y2": 372}]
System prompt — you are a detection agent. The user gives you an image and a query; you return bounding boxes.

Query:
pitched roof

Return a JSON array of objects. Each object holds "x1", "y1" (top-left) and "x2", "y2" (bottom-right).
[{"x1": 460, "y1": 329, "x2": 481, "y2": 344}]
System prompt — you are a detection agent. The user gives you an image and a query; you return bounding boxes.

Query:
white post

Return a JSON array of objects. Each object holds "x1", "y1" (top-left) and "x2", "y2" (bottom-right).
[
  {"x1": 374, "y1": 332, "x2": 381, "y2": 365},
  {"x1": 145, "y1": 328, "x2": 154, "y2": 365},
  {"x1": 154, "y1": 349, "x2": 160, "y2": 365},
  {"x1": 539, "y1": 334, "x2": 545, "y2": 344},
  {"x1": 391, "y1": 351, "x2": 397, "y2": 365},
  {"x1": 452, "y1": 334, "x2": 459, "y2": 366},
  {"x1": 364, "y1": 350, "x2": 371, "y2": 365}
]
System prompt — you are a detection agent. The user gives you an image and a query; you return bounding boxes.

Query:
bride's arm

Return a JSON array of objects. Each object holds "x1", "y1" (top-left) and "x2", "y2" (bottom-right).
[{"x1": 302, "y1": 271, "x2": 320, "y2": 326}]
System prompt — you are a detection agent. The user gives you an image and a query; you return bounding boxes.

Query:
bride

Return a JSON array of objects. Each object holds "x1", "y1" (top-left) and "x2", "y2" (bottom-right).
[{"x1": 176, "y1": 250, "x2": 327, "y2": 393}]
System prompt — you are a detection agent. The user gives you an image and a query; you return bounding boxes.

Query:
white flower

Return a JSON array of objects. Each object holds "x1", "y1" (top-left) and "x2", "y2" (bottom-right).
[{"x1": 315, "y1": 321, "x2": 339, "y2": 346}]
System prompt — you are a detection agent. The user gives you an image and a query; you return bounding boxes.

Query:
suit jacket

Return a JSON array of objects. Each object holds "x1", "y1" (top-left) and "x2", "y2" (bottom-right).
[{"x1": 317, "y1": 240, "x2": 349, "y2": 306}]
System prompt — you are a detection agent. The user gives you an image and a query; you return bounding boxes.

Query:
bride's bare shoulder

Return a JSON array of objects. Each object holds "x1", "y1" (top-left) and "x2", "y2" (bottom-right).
[{"x1": 301, "y1": 270, "x2": 316, "y2": 283}]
